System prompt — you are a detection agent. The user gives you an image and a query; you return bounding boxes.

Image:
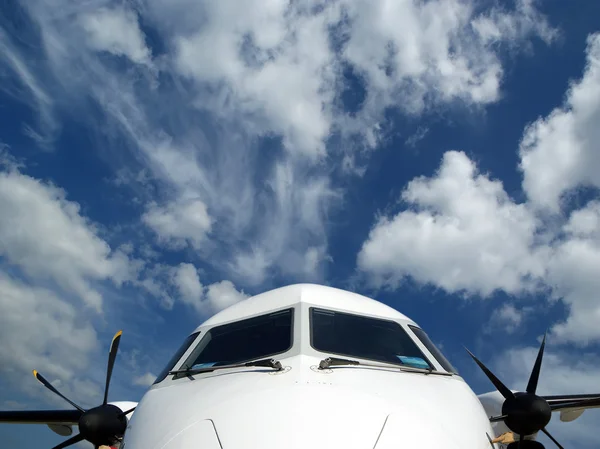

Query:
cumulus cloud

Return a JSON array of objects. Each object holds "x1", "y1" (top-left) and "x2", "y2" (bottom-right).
[
  {"x1": 486, "y1": 303, "x2": 533, "y2": 334},
  {"x1": 520, "y1": 33, "x2": 600, "y2": 212},
  {"x1": 357, "y1": 148, "x2": 600, "y2": 344},
  {"x1": 358, "y1": 33, "x2": 600, "y2": 345},
  {"x1": 0, "y1": 273, "x2": 100, "y2": 405},
  {"x1": 171, "y1": 263, "x2": 204, "y2": 307},
  {"x1": 142, "y1": 199, "x2": 212, "y2": 250},
  {"x1": 204, "y1": 280, "x2": 249, "y2": 313},
  {"x1": 170, "y1": 0, "x2": 556, "y2": 154},
  {"x1": 79, "y1": 6, "x2": 152, "y2": 66},
  {"x1": 544, "y1": 201, "x2": 600, "y2": 343},
  {"x1": 357, "y1": 151, "x2": 546, "y2": 296},
  {"x1": 169, "y1": 263, "x2": 249, "y2": 316},
  {"x1": 0, "y1": 168, "x2": 136, "y2": 312}
]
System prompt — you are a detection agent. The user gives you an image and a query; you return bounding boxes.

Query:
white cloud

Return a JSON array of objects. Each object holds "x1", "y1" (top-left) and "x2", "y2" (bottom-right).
[
  {"x1": 0, "y1": 273, "x2": 100, "y2": 404},
  {"x1": 171, "y1": 0, "x2": 556, "y2": 156},
  {"x1": 5, "y1": 0, "x2": 556, "y2": 288},
  {"x1": 519, "y1": 33, "x2": 600, "y2": 212},
  {"x1": 205, "y1": 280, "x2": 249, "y2": 313},
  {"x1": 338, "y1": 0, "x2": 555, "y2": 143},
  {"x1": 0, "y1": 27, "x2": 58, "y2": 146},
  {"x1": 171, "y1": 263, "x2": 204, "y2": 308},
  {"x1": 0, "y1": 168, "x2": 136, "y2": 312},
  {"x1": 487, "y1": 303, "x2": 533, "y2": 334},
  {"x1": 544, "y1": 201, "x2": 600, "y2": 344},
  {"x1": 142, "y1": 199, "x2": 212, "y2": 250},
  {"x1": 169, "y1": 263, "x2": 248, "y2": 315},
  {"x1": 357, "y1": 31, "x2": 600, "y2": 345},
  {"x1": 357, "y1": 151, "x2": 546, "y2": 296},
  {"x1": 79, "y1": 6, "x2": 152, "y2": 66},
  {"x1": 472, "y1": 0, "x2": 557, "y2": 46},
  {"x1": 173, "y1": 0, "x2": 337, "y2": 159},
  {"x1": 132, "y1": 372, "x2": 156, "y2": 387},
  {"x1": 357, "y1": 148, "x2": 600, "y2": 344}
]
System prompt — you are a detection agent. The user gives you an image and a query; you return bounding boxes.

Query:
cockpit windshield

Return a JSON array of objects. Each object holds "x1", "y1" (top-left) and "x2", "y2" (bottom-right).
[
  {"x1": 179, "y1": 308, "x2": 294, "y2": 372},
  {"x1": 310, "y1": 307, "x2": 435, "y2": 371}
]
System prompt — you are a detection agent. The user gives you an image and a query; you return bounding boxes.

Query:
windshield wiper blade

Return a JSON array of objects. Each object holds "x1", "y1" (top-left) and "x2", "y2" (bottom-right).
[
  {"x1": 318, "y1": 357, "x2": 452, "y2": 376},
  {"x1": 169, "y1": 358, "x2": 283, "y2": 376}
]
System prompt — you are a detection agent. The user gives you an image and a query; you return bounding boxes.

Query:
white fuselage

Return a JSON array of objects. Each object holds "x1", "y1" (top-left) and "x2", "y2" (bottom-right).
[
  {"x1": 122, "y1": 354, "x2": 495, "y2": 449},
  {"x1": 121, "y1": 285, "x2": 501, "y2": 449}
]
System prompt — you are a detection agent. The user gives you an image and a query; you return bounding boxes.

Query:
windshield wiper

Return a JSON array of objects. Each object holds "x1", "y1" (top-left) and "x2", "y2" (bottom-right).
[
  {"x1": 169, "y1": 358, "x2": 283, "y2": 376},
  {"x1": 318, "y1": 357, "x2": 453, "y2": 376}
]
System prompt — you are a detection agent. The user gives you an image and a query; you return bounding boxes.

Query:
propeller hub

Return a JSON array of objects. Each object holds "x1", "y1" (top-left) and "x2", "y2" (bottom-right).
[
  {"x1": 502, "y1": 392, "x2": 551, "y2": 435},
  {"x1": 78, "y1": 404, "x2": 127, "y2": 446}
]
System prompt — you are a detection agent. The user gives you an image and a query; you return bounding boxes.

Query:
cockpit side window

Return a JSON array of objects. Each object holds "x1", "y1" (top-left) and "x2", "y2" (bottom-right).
[
  {"x1": 408, "y1": 325, "x2": 458, "y2": 374},
  {"x1": 153, "y1": 332, "x2": 200, "y2": 384},
  {"x1": 180, "y1": 308, "x2": 294, "y2": 371},
  {"x1": 310, "y1": 308, "x2": 435, "y2": 370}
]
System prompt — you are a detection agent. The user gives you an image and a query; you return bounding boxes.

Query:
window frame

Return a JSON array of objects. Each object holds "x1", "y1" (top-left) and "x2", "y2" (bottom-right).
[
  {"x1": 174, "y1": 307, "x2": 296, "y2": 379},
  {"x1": 153, "y1": 331, "x2": 202, "y2": 385},
  {"x1": 308, "y1": 306, "x2": 437, "y2": 371},
  {"x1": 408, "y1": 325, "x2": 458, "y2": 375}
]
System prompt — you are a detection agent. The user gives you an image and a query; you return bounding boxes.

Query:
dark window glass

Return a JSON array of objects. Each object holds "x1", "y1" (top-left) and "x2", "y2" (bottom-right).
[
  {"x1": 153, "y1": 332, "x2": 200, "y2": 384},
  {"x1": 409, "y1": 325, "x2": 458, "y2": 374},
  {"x1": 310, "y1": 308, "x2": 434, "y2": 370},
  {"x1": 184, "y1": 308, "x2": 294, "y2": 369}
]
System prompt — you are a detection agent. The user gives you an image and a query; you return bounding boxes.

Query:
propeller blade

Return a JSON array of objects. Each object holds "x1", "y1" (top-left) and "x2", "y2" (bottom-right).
[
  {"x1": 526, "y1": 333, "x2": 546, "y2": 394},
  {"x1": 32, "y1": 371, "x2": 85, "y2": 413},
  {"x1": 541, "y1": 427, "x2": 564, "y2": 449},
  {"x1": 51, "y1": 433, "x2": 84, "y2": 449},
  {"x1": 118, "y1": 406, "x2": 136, "y2": 418},
  {"x1": 0, "y1": 409, "x2": 82, "y2": 424},
  {"x1": 103, "y1": 330, "x2": 122, "y2": 405},
  {"x1": 465, "y1": 348, "x2": 515, "y2": 400},
  {"x1": 550, "y1": 396, "x2": 600, "y2": 411}
]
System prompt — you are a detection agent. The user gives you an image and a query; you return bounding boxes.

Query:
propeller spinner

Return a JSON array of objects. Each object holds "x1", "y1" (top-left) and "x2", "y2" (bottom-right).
[{"x1": 31, "y1": 331, "x2": 134, "y2": 449}]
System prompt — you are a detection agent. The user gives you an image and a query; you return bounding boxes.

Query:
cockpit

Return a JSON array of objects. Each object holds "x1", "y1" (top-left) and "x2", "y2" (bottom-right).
[{"x1": 152, "y1": 288, "x2": 458, "y2": 386}]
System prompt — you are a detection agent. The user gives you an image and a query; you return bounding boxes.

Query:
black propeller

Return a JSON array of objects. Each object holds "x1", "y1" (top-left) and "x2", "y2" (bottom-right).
[
  {"x1": 467, "y1": 334, "x2": 599, "y2": 449},
  {"x1": 30, "y1": 331, "x2": 133, "y2": 449}
]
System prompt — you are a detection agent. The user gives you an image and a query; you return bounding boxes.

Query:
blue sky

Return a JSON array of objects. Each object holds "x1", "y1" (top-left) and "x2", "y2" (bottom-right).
[{"x1": 1, "y1": 0, "x2": 600, "y2": 448}]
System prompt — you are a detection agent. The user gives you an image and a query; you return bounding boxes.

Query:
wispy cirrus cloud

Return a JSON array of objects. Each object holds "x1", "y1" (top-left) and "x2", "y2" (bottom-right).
[
  {"x1": 0, "y1": 0, "x2": 564, "y2": 425},
  {"x1": 4, "y1": 0, "x2": 556, "y2": 287}
]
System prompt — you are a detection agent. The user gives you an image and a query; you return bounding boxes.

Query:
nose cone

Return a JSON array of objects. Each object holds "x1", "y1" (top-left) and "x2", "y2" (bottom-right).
[
  {"x1": 211, "y1": 384, "x2": 389, "y2": 449},
  {"x1": 123, "y1": 356, "x2": 493, "y2": 449},
  {"x1": 374, "y1": 412, "x2": 460, "y2": 449},
  {"x1": 126, "y1": 383, "x2": 488, "y2": 449},
  {"x1": 160, "y1": 420, "x2": 221, "y2": 449}
]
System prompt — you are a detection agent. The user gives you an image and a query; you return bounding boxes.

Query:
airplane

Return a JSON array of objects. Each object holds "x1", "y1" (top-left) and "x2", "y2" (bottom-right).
[{"x1": 1, "y1": 283, "x2": 599, "y2": 449}]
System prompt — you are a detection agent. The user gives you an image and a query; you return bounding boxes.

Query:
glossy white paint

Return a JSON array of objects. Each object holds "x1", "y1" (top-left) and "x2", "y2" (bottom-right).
[
  {"x1": 198, "y1": 284, "x2": 413, "y2": 329},
  {"x1": 122, "y1": 284, "x2": 497, "y2": 449},
  {"x1": 124, "y1": 355, "x2": 495, "y2": 449}
]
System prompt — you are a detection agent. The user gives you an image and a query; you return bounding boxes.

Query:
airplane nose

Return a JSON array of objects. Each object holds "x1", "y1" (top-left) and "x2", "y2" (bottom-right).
[{"x1": 374, "y1": 412, "x2": 462, "y2": 449}]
